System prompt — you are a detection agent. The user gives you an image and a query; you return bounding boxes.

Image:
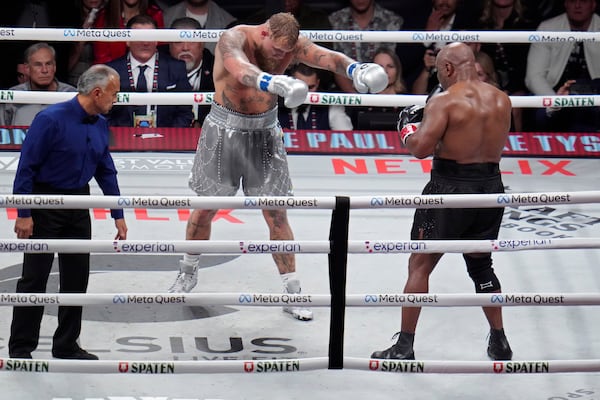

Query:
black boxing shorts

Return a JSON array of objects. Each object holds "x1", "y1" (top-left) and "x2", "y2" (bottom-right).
[{"x1": 410, "y1": 157, "x2": 504, "y2": 241}]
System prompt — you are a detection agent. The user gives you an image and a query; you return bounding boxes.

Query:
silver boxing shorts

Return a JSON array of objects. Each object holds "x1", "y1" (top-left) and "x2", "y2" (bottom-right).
[{"x1": 188, "y1": 102, "x2": 293, "y2": 196}]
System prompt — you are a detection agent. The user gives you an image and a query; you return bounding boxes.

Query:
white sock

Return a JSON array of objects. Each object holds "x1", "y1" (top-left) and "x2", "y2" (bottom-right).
[
  {"x1": 280, "y1": 272, "x2": 297, "y2": 285},
  {"x1": 183, "y1": 253, "x2": 200, "y2": 265}
]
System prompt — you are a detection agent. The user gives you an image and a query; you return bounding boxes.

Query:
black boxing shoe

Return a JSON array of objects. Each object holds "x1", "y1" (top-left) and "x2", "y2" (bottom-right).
[
  {"x1": 371, "y1": 332, "x2": 415, "y2": 360},
  {"x1": 487, "y1": 328, "x2": 512, "y2": 360},
  {"x1": 53, "y1": 348, "x2": 99, "y2": 360}
]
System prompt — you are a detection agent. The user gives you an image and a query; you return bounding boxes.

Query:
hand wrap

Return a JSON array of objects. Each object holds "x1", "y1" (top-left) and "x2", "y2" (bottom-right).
[{"x1": 257, "y1": 73, "x2": 309, "y2": 108}]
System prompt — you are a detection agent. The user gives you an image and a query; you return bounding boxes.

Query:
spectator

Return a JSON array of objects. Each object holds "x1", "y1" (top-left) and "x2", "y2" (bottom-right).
[
  {"x1": 525, "y1": 0, "x2": 600, "y2": 132},
  {"x1": 163, "y1": 0, "x2": 237, "y2": 54},
  {"x1": 478, "y1": 0, "x2": 534, "y2": 131},
  {"x1": 278, "y1": 63, "x2": 353, "y2": 131},
  {"x1": 93, "y1": 0, "x2": 165, "y2": 64},
  {"x1": 0, "y1": 1, "x2": 79, "y2": 88},
  {"x1": 397, "y1": 0, "x2": 480, "y2": 93},
  {"x1": 349, "y1": 47, "x2": 407, "y2": 130},
  {"x1": 1, "y1": 43, "x2": 77, "y2": 127},
  {"x1": 168, "y1": 17, "x2": 215, "y2": 126},
  {"x1": 329, "y1": 0, "x2": 403, "y2": 93},
  {"x1": 475, "y1": 50, "x2": 500, "y2": 87},
  {"x1": 68, "y1": 0, "x2": 106, "y2": 86},
  {"x1": 107, "y1": 14, "x2": 193, "y2": 127},
  {"x1": 373, "y1": 47, "x2": 408, "y2": 95},
  {"x1": 16, "y1": 63, "x2": 29, "y2": 85}
]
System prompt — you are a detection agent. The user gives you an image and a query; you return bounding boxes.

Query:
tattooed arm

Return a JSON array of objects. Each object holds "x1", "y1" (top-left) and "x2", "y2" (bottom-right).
[
  {"x1": 218, "y1": 28, "x2": 263, "y2": 88},
  {"x1": 294, "y1": 36, "x2": 356, "y2": 77}
]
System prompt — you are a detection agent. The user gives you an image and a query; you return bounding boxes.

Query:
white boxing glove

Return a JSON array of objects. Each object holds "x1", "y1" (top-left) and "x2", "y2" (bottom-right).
[
  {"x1": 256, "y1": 73, "x2": 309, "y2": 108},
  {"x1": 346, "y1": 62, "x2": 388, "y2": 94}
]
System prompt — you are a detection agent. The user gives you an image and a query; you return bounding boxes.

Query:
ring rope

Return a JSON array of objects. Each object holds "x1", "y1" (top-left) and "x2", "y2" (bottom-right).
[
  {"x1": 1, "y1": 237, "x2": 600, "y2": 254},
  {"x1": 0, "y1": 90, "x2": 596, "y2": 108},
  {"x1": 1, "y1": 28, "x2": 598, "y2": 43},
  {"x1": 0, "y1": 27, "x2": 597, "y2": 381},
  {"x1": 2, "y1": 357, "x2": 598, "y2": 374},
  {"x1": 0, "y1": 191, "x2": 596, "y2": 210},
  {"x1": 0, "y1": 292, "x2": 598, "y2": 307}
]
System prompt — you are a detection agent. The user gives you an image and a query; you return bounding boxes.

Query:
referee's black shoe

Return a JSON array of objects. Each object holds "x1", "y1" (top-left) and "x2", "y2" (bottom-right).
[
  {"x1": 487, "y1": 328, "x2": 512, "y2": 360},
  {"x1": 53, "y1": 347, "x2": 99, "y2": 360}
]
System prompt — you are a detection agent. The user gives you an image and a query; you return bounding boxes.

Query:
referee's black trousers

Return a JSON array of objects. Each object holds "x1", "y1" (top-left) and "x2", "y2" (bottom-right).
[{"x1": 9, "y1": 188, "x2": 92, "y2": 356}]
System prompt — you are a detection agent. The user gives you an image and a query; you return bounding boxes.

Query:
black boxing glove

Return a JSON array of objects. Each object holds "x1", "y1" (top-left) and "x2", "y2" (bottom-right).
[
  {"x1": 397, "y1": 104, "x2": 424, "y2": 145},
  {"x1": 426, "y1": 83, "x2": 444, "y2": 103}
]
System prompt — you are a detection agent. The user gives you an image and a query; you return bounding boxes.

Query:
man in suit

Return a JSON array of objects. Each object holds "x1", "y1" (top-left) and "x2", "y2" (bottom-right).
[
  {"x1": 169, "y1": 17, "x2": 215, "y2": 126},
  {"x1": 107, "y1": 14, "x2": 193, "y2": 128},
  {"x1": 278, "y1": 63, "x2": 352, "y2": 131}
]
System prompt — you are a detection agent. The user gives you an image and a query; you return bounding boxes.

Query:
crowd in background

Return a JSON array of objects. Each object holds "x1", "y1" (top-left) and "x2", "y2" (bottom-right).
[{"x1": 0, "y1": 0, "x2": 598, "y2": 132}]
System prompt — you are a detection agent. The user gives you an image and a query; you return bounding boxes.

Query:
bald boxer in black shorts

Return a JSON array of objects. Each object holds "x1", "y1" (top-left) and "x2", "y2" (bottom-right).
[{"x1": 372, "y1": 42, "x2": 513, "y2": 360}]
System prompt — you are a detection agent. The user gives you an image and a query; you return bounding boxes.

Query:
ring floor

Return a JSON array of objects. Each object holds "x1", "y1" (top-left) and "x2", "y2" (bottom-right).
[{"x1": 0, "y1": 152, "x2": 599, "y2": 399}]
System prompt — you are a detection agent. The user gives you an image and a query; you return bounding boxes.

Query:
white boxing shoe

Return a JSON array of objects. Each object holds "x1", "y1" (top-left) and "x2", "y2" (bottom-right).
[
  {"x1": 282, "y1": 279, "x2": 313, "y2": 321},
  {"x1": 168, "y1": 260, "x2": 198, "y2": 293}
]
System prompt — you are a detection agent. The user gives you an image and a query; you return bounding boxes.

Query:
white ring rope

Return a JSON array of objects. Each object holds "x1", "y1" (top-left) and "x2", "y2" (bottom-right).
[
  {"x1": 345, "y1": 358, "x2": 600, "y2": 374},
  {"x1": 0, "y1": 191, "x2": 596, "y2": 210},
  {"x1": 0, "y1": 27, "x2": 598, "y2": 380},
  {"x1": 2, "y1": 357, "x2": 598, "y2": 374},
  {"x1": 0, "y1": 90, "x2": 596, "y2": 108},
  {"x1": 1, "y1": 27, "x2": 598, "y2": 43},
  {"x1": 0, "y1": 292, "x2": 598, "y2": 307},
  {"x1": 0, "y1": 357, "x2": 328, "y2": 374},
  {"x1": 1, "y1": 237, "x2": 599, "y2": 254}
]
